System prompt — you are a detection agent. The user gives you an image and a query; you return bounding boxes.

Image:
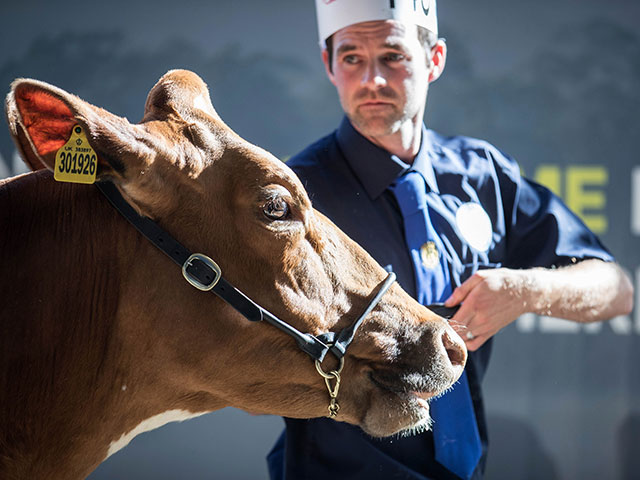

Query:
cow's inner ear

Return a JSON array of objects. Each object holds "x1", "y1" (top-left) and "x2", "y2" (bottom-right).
[
  {"x1": 6, "y1": 80, "x2": 146, "y2": 182},
  {"x1": 9, "y1": 86, "x2": 77, "y2": 172}
]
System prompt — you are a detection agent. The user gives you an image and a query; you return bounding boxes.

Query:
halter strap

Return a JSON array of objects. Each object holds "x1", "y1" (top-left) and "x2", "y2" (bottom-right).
[{"x1": 96, "y1": 180, "x2": 395, "y2": 363}]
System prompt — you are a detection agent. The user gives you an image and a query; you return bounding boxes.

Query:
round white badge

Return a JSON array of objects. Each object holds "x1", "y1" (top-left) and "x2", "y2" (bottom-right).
[{"x1": 455, "y1": 203, "x2": 493, "y2": 252}]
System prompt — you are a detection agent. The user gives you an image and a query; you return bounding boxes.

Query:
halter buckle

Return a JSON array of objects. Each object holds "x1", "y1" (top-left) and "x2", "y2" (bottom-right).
[{"x1": 182, "y1": 253, "x2": 222, "y2": 291}]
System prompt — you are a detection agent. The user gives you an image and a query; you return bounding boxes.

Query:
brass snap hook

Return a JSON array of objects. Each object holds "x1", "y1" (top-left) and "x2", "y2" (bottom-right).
[{"x1": 315, "y1": 356, "x2": 344, "y2": 418}]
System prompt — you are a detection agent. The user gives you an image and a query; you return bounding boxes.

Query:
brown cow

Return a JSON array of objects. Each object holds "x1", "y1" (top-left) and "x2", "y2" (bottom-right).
[{"x1": 1, "y1": 70, "x2": 466, "y2": 479}]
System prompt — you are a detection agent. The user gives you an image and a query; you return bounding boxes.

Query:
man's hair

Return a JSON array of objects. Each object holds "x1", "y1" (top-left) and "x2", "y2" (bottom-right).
[{"x1": 325, "y1": 25, "x2": 438, "y2": 74}]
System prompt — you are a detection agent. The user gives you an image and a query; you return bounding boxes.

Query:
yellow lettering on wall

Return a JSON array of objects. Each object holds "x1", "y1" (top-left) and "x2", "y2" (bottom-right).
[
  {"x1": 534, "y1": 165, "x2": 562, "y2": 196},
  {"x1": 566, "y1": 166, "x2": 608, "y2": 234}
]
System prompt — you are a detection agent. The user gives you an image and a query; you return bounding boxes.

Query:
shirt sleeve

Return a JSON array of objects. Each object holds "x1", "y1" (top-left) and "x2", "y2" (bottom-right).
[{"x1": 490, "y1": 148, "x2": 615, "y2": 269}]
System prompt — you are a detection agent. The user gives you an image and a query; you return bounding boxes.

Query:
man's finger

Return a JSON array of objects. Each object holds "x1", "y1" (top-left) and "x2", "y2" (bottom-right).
[
  {"x1": 465, "y1": 334, "x2": 486, "y2": 352},
  {"x1": 445, "y1": 273, "x2": 482, "y2": 307},
  {"x1": 449, "y1": 308, "x2": 474, "y2": 337}
]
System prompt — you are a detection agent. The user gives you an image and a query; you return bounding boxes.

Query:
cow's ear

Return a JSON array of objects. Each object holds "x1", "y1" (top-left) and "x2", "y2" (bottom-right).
[
  {"x1": 5, "y1": 78, "x2": 146, "y2": 180},
  {"x1": 142, "y1": 69, "x2": 220, "y2": 123}
]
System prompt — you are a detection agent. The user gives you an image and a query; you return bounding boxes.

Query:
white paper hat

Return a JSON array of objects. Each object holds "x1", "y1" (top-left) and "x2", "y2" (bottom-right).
[{"x1": 315, "y1": 0, "x2": 438, "y2": 47}]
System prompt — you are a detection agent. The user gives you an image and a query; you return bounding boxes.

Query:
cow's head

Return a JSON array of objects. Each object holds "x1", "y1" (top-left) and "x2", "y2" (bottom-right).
[{"x1": 5, "y1": 70, "x2": 466, "y2": 438}]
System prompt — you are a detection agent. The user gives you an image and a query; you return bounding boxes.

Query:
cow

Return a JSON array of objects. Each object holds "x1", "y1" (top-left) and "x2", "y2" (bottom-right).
[{"x1": 1, "y1": 70, "x2": 466, "y2": 479}]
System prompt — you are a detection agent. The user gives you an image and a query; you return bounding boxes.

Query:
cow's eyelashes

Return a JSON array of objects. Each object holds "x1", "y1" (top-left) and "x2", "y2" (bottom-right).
[{"x1": 263, "y1": 197, "x2": 290, "y2": 221}]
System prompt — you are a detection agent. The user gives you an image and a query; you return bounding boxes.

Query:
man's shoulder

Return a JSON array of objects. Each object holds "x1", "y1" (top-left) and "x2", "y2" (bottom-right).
[
  {"x1": 285, "y1": 131, "x2": 358, "y2": 194},
  {"x1": 287, "y1": 132, "x2": 338, "y2": 171},
  {"x1": 430, "y1": 129, "x2": 496, "y2": 152},
  {"x1": 428, "y1": 129, "x2": 520, "y2": 179}
]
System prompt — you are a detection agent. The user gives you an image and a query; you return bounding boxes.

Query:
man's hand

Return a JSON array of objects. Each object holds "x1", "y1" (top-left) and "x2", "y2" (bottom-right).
[
  {"x1": 444, "y1": 268, "x2": 527, "y2": 351},
  {"x1": 444, "y1": 260, "x2": 634, "y2": 351}
]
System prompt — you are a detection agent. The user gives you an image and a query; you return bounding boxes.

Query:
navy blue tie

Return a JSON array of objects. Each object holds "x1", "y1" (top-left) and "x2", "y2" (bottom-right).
[{"x1": 390, "y1": 170, "x2": 481, "y2": 480}]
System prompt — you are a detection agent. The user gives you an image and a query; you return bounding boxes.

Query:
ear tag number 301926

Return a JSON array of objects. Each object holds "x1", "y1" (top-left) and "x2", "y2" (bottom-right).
[{"x1": 54, "y1": 124, "x2": 97, "y2": 184}]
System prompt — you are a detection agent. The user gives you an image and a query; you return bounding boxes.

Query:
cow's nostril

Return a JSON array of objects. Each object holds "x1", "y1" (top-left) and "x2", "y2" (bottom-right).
[{"x1": 441, "y1": 329, "x2": 467, "y2": 367}]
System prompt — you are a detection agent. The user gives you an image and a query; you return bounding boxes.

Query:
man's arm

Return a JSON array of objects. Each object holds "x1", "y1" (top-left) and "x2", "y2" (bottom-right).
[{"x1": 445, "y1": 259, "x2": 634, "y2": 351}]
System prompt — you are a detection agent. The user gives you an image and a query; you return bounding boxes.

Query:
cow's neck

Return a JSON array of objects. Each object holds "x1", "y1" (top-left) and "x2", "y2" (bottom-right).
[
  {"x1": 0, "y1": 172, "x2": 226, "y2": 479},
  {"x1": 105, "y1": 409, "x2": 209, "y2": 459}
]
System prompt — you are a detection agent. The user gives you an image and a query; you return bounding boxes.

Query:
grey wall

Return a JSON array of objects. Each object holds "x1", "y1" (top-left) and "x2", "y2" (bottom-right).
[{"x1": 1, "y1": 1, "x2": 639, "y2": 478}]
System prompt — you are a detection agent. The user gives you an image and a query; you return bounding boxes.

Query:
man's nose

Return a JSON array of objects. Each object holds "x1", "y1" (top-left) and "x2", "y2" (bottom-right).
[{"x1": 361, "y1": 62, "x2": 387, "y2": 89}]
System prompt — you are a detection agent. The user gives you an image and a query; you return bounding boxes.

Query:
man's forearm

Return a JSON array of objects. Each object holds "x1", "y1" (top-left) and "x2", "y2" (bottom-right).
[{"x1": 523, "y1": 259, "x2": 634, "y2": 322}]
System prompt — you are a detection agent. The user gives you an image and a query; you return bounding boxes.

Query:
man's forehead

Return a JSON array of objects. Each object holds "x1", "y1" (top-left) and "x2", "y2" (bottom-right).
[{"x1": 333, "y1": 20, "x2": 418, "y2": 48}]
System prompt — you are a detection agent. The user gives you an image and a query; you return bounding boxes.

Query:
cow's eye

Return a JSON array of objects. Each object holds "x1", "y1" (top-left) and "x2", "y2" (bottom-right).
[{"x1": 263, "y1": 197, "x2": 290, "y2": 220}]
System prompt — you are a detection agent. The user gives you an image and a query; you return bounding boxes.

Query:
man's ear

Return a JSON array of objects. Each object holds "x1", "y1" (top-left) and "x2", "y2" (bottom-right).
[
  {"x1": 5, "y1": 78, "x2": 148, "y2": 179},
  {"x1": 427, "y1": 39, "x2": 447, "y2": 83},
  {"x1": 321, "y1": 49, "x2": 337, "y2": 86}
]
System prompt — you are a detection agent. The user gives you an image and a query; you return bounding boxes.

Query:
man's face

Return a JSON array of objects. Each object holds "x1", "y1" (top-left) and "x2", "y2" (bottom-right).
[{"x1": 323, "y1": 20, "x2": 435, "y2": 138}]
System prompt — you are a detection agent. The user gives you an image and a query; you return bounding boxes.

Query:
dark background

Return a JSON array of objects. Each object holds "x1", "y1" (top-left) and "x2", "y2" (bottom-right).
[{"x1": 1, "y1": 1, "x2": 638, "y2": 478}]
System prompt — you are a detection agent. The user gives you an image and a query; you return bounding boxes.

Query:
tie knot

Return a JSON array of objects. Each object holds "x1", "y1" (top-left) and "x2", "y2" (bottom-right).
[{"x1": 390, "y1": 170, "x2": 427, "y2": 217}]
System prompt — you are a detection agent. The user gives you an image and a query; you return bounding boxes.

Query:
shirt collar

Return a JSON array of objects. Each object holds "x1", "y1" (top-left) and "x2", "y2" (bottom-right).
[{"x1": 336, "y1": 116, "x2": 439, "y2": 199}]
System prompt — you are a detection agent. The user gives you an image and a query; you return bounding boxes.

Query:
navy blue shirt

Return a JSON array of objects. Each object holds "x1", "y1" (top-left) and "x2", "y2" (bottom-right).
[{"x1": 267, "y1": 117, "x2": 613, "y2": 480}]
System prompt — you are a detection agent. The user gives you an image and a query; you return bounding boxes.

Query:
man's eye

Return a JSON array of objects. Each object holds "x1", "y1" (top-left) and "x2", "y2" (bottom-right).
[
  {"x1": 343, "y1": 55, "x2": 359, "y2": 64},
  {"x1": 263, "y1": 197, "x2": 290, "y2": 220},
  {"x1": 384, "y1": 53, "x2": 405, "y2": 62}
]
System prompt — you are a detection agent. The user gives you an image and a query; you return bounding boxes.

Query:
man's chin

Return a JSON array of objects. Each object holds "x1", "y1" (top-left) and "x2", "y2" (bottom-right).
[{"x1": 349, "y1": 114, "x2": 401, "y2": 139}]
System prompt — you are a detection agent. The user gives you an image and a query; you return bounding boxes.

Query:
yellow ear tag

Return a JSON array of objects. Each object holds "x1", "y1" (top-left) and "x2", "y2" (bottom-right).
[{"x1": 54, "y1": 125, "x2": 97, "y2": 184}]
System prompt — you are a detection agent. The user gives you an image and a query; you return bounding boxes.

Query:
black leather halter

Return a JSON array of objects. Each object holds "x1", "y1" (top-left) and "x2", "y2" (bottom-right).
[{"x1": 96, "y1": 181, "x2": 396, "y2": 364}]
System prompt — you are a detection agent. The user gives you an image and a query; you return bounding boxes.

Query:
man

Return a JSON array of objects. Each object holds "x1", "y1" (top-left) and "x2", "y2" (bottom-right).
[{"x1": 267, "y1": 1, "x2": 634, "y2": 478}]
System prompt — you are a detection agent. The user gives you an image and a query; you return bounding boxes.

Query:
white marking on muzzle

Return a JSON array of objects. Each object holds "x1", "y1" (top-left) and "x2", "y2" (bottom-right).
[{"x1": 106, "y1": 409, "x2": 207, "y2": 459}]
